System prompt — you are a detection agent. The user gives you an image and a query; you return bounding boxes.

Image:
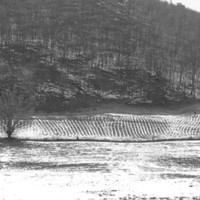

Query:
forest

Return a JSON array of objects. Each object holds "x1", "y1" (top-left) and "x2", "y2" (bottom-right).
[{"x1": 0, "y1": 0, "x2": 200, "y2": 113}]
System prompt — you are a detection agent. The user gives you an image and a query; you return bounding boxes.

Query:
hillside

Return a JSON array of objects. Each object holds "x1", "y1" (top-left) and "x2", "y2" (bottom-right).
[{"x1": 0, "y1": 0, "x2": 200, "y2": 113}]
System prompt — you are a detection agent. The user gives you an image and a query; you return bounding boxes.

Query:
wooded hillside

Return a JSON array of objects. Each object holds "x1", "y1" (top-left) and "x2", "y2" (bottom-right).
[{"x1": 0, "y1": 0, "x2": 200, "y2": 112}]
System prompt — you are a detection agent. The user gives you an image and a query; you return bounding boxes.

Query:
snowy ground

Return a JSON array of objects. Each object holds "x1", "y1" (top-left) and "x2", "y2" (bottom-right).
[
  {"x1": 1, "y1": 113, "x2": 200, "y2": 141},
  {"x1": 1, "y1": 141, "x2": 200, "y2": 199}
]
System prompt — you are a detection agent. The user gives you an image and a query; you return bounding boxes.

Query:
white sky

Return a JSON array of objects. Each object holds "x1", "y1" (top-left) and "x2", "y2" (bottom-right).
[{"x1": 162, "y1": 0, "x2": 200, "y2": 12}]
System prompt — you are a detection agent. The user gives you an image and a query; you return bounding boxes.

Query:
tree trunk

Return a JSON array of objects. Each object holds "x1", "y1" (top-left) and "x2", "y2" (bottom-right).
[
  {"x1": 6, "y1": 130, "x2": 12, "y2": 139},
  {"x1": 6, "y1": 119, "x2": 13, "y2": 139}
]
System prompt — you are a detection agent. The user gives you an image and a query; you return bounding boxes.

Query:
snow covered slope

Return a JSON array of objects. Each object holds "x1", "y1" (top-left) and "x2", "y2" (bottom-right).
[{"x1": 1, "y1": 114, "x2": 200, "y2": 141}]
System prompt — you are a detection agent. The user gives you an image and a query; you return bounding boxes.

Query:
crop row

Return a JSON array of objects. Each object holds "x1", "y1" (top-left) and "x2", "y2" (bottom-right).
[{"x1": 1, "y1": 114, "x2": 200, "y2": 140}]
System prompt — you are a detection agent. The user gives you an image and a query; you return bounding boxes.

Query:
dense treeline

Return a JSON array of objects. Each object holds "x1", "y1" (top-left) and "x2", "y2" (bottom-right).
[{"x1": 0, "y1": 0, "x2": 200, "y2": 112}]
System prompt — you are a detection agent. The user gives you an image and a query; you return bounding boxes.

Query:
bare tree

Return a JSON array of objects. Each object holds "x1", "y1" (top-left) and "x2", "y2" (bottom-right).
[{"x1": 0, "y1": 89, "x2": 34, "y2": 139}]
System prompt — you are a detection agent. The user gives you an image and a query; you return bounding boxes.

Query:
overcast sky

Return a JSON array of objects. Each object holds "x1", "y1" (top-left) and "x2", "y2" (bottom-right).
[{"x1": 162, "y1": 0, "x2": 200, "y2": 12}]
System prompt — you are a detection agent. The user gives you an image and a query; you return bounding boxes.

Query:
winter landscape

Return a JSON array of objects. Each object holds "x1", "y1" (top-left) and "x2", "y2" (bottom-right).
[
  {"x1": 1, "y1": 0, "x2": 200, "y2": 199},
  {"x1": 1, "y1": 140, "x2": 200, "y2": 200}
]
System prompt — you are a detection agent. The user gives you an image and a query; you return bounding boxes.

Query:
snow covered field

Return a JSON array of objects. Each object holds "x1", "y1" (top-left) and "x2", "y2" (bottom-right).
[
  {"x1": 1, "y1": 113, "x2": 200, "y2": 141},
  {"x1": 1, "y1": 141, "x2": 200, "y2": 199}
]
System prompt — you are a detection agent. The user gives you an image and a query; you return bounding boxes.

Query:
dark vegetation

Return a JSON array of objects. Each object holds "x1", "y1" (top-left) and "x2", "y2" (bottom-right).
[
  {"x1": 0, "y1": 0, "x2": 200, "y2": 137},
  {"x1": 0, "y1": 0, "x2": 200, "y2": 116}
]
